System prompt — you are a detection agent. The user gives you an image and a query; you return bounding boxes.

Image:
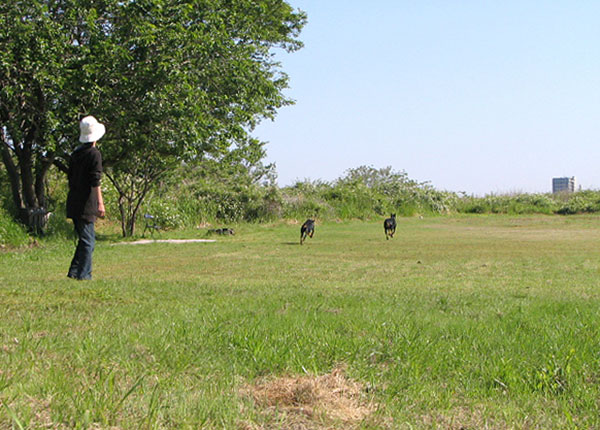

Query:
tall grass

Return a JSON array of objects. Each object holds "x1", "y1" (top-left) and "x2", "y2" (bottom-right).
[{"x1": 0, "y1": 206, "x2": 29, "y2": 248}]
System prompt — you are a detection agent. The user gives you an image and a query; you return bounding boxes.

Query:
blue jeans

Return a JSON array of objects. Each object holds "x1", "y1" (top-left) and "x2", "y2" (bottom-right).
[{"x1": 68, "y1": 219, "x2": 95, "y2": 280}]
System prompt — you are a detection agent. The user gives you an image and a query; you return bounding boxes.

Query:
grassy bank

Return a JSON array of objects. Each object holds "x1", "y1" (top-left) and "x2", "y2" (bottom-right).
[
  {"x1": 1, "y1": 215, "x2": 600, "y2": 429},
  {"x1": 0, "y1": 207, "x2": 30, "y2": 249}
]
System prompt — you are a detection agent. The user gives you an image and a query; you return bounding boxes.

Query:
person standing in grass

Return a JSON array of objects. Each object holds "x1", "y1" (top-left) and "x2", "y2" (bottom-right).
[{"x1": 66, "y1": 116, "x2": 106, "y2": 280}]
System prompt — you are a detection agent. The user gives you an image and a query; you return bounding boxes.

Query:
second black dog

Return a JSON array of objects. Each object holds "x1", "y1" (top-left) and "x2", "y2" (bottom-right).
[
  {"x1": 383, "y1": 214, "x2": 396, "y2": 240},
  {"x1": 300, "y1": 219, "x2": 315, "y2": 245}
]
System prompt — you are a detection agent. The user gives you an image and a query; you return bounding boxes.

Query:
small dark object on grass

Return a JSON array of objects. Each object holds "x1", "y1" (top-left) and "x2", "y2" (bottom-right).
[
  {"x1": 143, "y1": 214, "x2": 161, "y2": 237},
  {"x1": 300, "y1": 219, "x2": 315, "y2": 245},
  {"x1": 384, "y1": 214, "x2": 396, "y2": 240},
  {"x1": 208, "y1": 228, "x2": 235, "y2": 235}
]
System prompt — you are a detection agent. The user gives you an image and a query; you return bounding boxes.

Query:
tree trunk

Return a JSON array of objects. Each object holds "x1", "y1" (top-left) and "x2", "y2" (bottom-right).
[
  {"x1": 117, "y1": 197, "x2": 136, "y2": 237},
  {"x1": 127, "y1": 214, "x2": 135, "y2": 237},
  {"x1": 118, "y1": 194, "x2": 127, "y2": 237},
  {"x1": 128, "y1": 182, "x2": 152, "y2": 237},
  {"x1": 35, "y1": 155, "x2": 54, "y2": 210},
  {"x1": 18, "y1": 142, "x2": 38, "y2": 211},
  {"x1": 1, "y1": 141, "x2": 24, "y2": 215},
  {"x1": 107, "y1": 171, "x2": 155, "y2": 237},
  {"x1": 0, "y1": 130, "x2": 52, "y2": 231}
]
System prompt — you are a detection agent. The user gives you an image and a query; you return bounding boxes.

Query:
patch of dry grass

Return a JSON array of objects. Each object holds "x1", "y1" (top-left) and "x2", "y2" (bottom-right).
[{"x1": 240, "y1": 366, "x2": 381, "y2": 430}]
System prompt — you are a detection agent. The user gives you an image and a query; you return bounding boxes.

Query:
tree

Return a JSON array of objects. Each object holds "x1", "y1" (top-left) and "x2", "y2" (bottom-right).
[
  {"x1": 149, "y1": 136, "x2": 280, "y2": 224},
  {"x1": 0, "y1": 0, "x2": 306, "y2": 234},
  {"x1": 339, "y1": 166, "x2": 416, "y2": 190},
  {"x1": 0, "y1": 1, "x2": 77, "y2": 224}
]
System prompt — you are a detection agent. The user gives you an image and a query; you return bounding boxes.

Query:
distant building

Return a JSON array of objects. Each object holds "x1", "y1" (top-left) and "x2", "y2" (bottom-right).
[{"x1": 552, "y1": 177, "x2": 576, "y2": 193}]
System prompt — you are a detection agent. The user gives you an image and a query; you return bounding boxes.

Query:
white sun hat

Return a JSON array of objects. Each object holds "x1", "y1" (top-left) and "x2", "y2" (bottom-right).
[{"x1": 79, "y1": 115, "x2": 106, "y2": 143}]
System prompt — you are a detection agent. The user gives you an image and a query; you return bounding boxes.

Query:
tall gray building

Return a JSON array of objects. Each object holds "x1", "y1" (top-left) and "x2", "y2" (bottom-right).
[{"x1": 552, "y1": 177, "x2": 576, "y2": 193}]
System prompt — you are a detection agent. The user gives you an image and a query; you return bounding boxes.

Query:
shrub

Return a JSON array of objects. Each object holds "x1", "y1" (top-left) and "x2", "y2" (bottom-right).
[
  {"x1": 281, "y1": 193, "x2": 334, "y2": 220},
  {"x1": 142, "y1": 199, "x2": 185, "y2": 229},
  {"x1": 280, "y1": 167, "x2": 458, "y2": 220}
]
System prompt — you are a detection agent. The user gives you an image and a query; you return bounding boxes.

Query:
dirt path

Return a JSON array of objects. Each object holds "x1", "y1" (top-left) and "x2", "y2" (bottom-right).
[{"x1": 112, "y1": 239, "x2": 216, "y2": 245}]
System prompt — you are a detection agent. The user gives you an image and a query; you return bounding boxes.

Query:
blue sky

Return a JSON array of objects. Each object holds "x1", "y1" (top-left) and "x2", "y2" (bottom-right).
[{"x1": 254, "y1": 1, "x2": 600, "y2": 195}]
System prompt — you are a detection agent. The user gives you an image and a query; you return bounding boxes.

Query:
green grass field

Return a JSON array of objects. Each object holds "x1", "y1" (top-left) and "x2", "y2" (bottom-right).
[{"x1": 1, "y1": 215, "x2": 600, "y2": 429}]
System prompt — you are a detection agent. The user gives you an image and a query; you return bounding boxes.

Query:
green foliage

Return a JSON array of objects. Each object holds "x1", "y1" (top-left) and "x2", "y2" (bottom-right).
[
  {"x1": 280, "y1": 180, "x2": 334, "y2": 220},
  {"x1": 278, "y1": 166, "x2": 457, "y2": 221},
  {"x1": 1, "y1": 0, "x2": 306, "y2": 235},
  {"x1": 0, "y1": 0, "x2": 74, "y2": 220},
  {"x1": 458, "y1": 193, "x2": 558, "y2": 215},
  {"x1": 457, "y1": 191, "x2": 600, "y2": 216},
  {"x1": 183, "y1": 184, "x2": 283, "y2": 224},
  {"x1": 143, "y1": 157, "x2": 284, "y2": 226},
  {"x1": 0, "y1": 166, "x2": 35, "y2": 246},
  {"x1": 134, "y1": 164, "x2": 600, "y2": 224},
  {"x1": 554, "y1": 191, "x2": 600, "y2": 215},
  {"x1": 96, "y1": 0, "x2": 305, "y2": 235},
  {"x1": 0, "y1": 206, "x2": 29, "y2": 248},
  {"x1": 140, "y1": 199, "x2": 184, "y2": 230}
]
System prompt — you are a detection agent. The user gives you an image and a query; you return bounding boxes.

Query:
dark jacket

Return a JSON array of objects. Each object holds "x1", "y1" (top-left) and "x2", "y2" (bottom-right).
[{"x1": 66, "y1": 143, "x2": 103, "y2": 222}]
